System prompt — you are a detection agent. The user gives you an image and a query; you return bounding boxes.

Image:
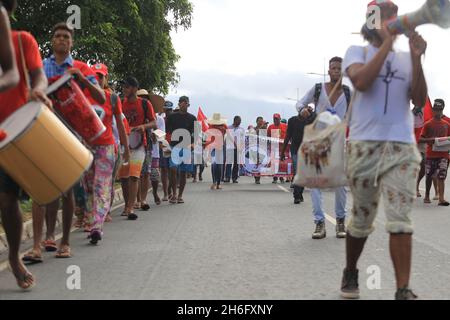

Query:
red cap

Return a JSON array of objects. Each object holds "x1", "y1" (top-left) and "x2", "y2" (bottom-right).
[
  {"x1": 367, "y1": 0, "x2": 396, "y2": 7},
  {"x1": 91, "y1": 63, "x2": 108, "y2": 76},
  {"x1": 273, "y1": 113, "x2": 281, "y2": 119}
]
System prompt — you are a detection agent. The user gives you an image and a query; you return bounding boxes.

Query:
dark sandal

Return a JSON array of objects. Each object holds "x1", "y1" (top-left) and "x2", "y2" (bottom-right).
[
  {"x1": 22, "y1": 251, "x2": 43, "y2": 265},
  {"x1": 127, "y1": 213, "x2": 139, "y2": 221},
  {"x1": 43, "y1": 240, "x2": 58, "y2": 252}
]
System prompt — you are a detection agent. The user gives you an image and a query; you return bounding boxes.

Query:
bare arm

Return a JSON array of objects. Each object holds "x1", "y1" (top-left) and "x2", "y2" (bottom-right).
[
  {"x1": 409, "y1": 32, "x2": 428, "y2": 109},
  {"x1": 29, "y1": 67, "x2": 53, "y2": 108},
  {"x1": 114, "y1": 113, "x2": 130, "y2": 163},
  {"x1": 67, "y1": 68, "x2": 106, "y2": 104},
  {"x1": 347, "y1": 23, "x2": 398, "y2": 92},
  {"x1": 0, "y1": 7, "x2": 19, "y2": 92}
]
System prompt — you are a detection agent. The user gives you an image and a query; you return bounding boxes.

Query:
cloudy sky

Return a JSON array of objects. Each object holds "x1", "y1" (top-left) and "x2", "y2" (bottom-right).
[{"x1": 167, "y1": 0, "x2": 450, "y2": 125}]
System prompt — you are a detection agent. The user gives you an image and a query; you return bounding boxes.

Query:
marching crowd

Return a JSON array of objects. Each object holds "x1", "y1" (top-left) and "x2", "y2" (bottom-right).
[{"x1": 0, "y1": 0, "x2": 448, "y2": 301}]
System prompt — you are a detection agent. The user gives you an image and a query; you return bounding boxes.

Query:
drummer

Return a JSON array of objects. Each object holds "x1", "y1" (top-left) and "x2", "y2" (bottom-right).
[
  {"x1": 0, "y1": 3, "x2": 18, "y2": 92},
  {"x1": 27, "y1": 22, "x2": 106, "y2": 261},
  {"x1": 118, "y1": 77, "x2": 156, "y2": 220},
  {"x1": 0, "y1": 0, "x2": 52, "y2": 290},
  {"x1": 81, "y1": 63, "x2": 130, "y2": 245}
]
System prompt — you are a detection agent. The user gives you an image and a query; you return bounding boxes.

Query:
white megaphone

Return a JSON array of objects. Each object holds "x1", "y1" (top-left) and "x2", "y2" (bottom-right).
[{"x1": 387, "y1": 0, "x2": 450, "y2": 34}]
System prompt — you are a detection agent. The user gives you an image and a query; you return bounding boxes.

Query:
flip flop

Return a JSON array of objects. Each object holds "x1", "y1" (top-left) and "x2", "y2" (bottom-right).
[
  {"x1": 141, "y1": 203, "x2": 150, "y2": 211},
  {"x1": 424, "y1": 199, "x2": 432, "y2": 204},
  {"x1": 438, "y1": 201, "x2": 450, "y2": 207},
  {"x1": 55, "y1": 246, "x2": 72, "y2": 259},
  {"x1": 89, "y1": 230, "x2": 102, "y2": 245},
  {"x1": 22, "y1": 251, "x2": 43, "y2": 265},
  {"x1": 154, "y1": 197, "x2": 162, "y2": 206},
  {"x1": 177, "y1": 198, "x2": 185, "y2": 204},
  {"x1": 43, "y1": 240, "x2": 58, "y2": 252},
  {"x1": 162, "y1": 197, "x2": 169, "y2": 202},
  {"x1": 127, "y1": 213, "x2": 139, "y2": 221}
]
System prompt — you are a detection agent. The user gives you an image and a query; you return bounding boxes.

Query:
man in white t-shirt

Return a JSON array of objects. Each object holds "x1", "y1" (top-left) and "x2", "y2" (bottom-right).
[
  {"x1": 340, "y1": 0, "x2": 427, "y2": 301},
  {"x1": 297, "y1": 56, "x2": 351, "y2": 240}
]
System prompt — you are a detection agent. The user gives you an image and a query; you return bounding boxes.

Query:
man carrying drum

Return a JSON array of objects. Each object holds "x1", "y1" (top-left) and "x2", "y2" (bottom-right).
[
  {"x1": 119, "y1": 77, "x2": 156, "y2": 220},
  {"x1": 0, "y1": 0, "x2": 51, "y2": 290},
  {"x1": 25, "y1": 22, "x2": 106, "y2": 261}
]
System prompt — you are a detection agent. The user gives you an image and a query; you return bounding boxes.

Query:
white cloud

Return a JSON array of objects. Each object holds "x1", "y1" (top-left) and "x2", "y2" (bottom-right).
[{"x1": 169, "y1": 0, "x2": 450, "y2": 120}]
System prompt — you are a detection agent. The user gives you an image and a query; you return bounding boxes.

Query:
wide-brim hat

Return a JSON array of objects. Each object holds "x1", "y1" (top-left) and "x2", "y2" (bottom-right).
[
  {"x1": 209, "y1": 113, "x2": 227, "y2": 126},
  {"x1": 137, "y1": 89, "x2": 150, "y2": 97}
]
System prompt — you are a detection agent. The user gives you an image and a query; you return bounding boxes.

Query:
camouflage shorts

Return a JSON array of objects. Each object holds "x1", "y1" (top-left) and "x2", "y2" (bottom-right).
[{"x1": 347, "y1": 141, "x2": 421, "y2": 238}]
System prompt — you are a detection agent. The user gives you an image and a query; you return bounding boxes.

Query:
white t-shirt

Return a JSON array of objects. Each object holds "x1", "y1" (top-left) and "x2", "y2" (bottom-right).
[
  {"x1": 297, "y1": 83, "x2": 349, "y2": 121},
  {"x1": 152, "y1": 114, "x2": 166, "y2": 159},
  {"x1": 343, "y1": 44, "x2": 414, "y2": 143}
]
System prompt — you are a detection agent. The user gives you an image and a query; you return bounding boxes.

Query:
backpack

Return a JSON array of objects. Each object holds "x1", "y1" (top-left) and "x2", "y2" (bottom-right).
[
  {"x1": 314, "y1": 83, "x2": 351, "y2": 110},
  {"x1": 141, "y1": 98, "x2": 154, "y2": 150}
]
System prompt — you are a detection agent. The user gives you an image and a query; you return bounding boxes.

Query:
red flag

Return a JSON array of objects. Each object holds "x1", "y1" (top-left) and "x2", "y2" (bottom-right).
[
  {"x1": 197, "y1": 107, "x2": 209, "y2": 132},
  {"x1": 424, "y1": 97, "x2": 433, "y2": 123}
]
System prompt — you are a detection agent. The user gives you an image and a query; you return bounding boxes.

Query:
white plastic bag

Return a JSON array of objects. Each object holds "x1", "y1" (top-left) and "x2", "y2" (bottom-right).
[{"x1": 294, "y1": 112, "x2": 348, "y2": 189}]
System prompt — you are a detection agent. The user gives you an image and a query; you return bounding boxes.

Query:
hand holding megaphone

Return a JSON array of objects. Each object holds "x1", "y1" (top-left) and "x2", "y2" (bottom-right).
[{"x1": 387, "y1": 0, "x2": 450, "y2": 35}]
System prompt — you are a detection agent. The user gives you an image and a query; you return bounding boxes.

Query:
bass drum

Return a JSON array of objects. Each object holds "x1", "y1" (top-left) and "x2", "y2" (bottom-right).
[{"x1": 0, "y1": 102, "x2": 93, "y2": 205}]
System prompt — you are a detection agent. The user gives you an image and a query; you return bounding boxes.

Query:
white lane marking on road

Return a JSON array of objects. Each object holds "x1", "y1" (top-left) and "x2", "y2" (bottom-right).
[
  {"x1": 278, "y1": 186, "x2": 290, "y2": 193},
  {"x1": 324, "y1": 214, "x2": 337, "y2": 226}
]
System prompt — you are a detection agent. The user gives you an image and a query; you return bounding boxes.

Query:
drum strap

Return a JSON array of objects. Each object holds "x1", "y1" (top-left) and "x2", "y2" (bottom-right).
[{"x1": 17, "y1": 32, "x2": 31, "y2": 92}]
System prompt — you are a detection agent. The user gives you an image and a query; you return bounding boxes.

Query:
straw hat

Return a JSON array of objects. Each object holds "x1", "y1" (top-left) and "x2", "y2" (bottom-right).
[
  {"x1": 137, "y1": 89, "x2": 150, "y2": 97},
  {"x1": 208, "y1": 113, "x2": 227, "y2": 126}
]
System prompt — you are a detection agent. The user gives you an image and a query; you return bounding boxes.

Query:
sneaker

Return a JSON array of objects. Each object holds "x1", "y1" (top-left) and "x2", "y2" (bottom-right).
[
  {"x1": 336, "y1": 218, "x2": 347, "y2": 239},
  {"x1": 395, "y1": 287, "x2": 418, "y2": 300},
  {"x1": 341, "y1": 269, "x2": 360, "y2": 299},
  {"x1": 312, "y1": 222, "x2": 326, "y2": 239}
]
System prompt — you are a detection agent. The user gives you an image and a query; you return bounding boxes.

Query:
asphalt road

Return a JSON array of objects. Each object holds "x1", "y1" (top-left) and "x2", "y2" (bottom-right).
[{"x1": 0, "y1": 174, "x2": 449, "y2": 300}]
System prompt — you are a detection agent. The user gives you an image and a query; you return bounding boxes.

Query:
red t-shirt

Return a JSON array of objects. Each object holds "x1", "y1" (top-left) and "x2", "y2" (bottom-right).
[
  {"x1": 122, "y1": 97, "x2": 156, "y2": 145},
  {"x1": 0, "y1": 31, "x2": 43, "y2": 124},
  {"x1": 91, "y1": 91, "x2": 123, "y2": 146},
  {"x1": 421, "y1": 119, "x2": 450, "y2": 159},
  {"x1": 267, "y1": 123, "x2": 287, "y2": 140}
]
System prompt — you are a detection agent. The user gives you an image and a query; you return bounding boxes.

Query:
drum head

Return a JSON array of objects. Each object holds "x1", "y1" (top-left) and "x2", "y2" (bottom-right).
[
  {"x1": 148, "y1": 95, "x2": 165, "y2": 114},
  {"x1": 46, "y1": 74, "x2": 72, "y2": 95},
  {"x1": 0, "y1": 102, "x2": 42, "y2": 149},
  {"x1": 129, "y1": 130, "x2": 143, "y2": 149}
]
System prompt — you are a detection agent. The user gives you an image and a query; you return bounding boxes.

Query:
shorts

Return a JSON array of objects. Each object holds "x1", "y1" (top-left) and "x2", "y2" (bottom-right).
[
  {"x1": 426, "y1": 158, "x2": 449, "y2": 180},
  {"x1": 118, "y1": 146, "x2": 146, "y2": 179},
  {"x1": 141, "y1": 150, "x2": 153, "y2": 176},
  {"x1": 169, "y1": 147, "x2": 194, "y2": 173},
  {"x1": 346, "y1": 141, "x2": 421, "y2": 238},
  {"x1": 0, "y1": 168, "x2": 20, "y2": 196},
  {"x1": 159, "y1": 149, "x2": 170, "y2": 168}
]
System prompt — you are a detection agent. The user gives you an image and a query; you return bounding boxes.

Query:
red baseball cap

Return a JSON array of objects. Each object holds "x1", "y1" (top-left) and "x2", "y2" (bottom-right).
[
  {"x1": 367, "y1": 0, "x2": 398, "y2": 14},
  {"x1": 273, "y1": 113, "x2": 281, "y2": 119},
  {"x1": 91, "y1": 63, "x2": 108, "y2": 76}
]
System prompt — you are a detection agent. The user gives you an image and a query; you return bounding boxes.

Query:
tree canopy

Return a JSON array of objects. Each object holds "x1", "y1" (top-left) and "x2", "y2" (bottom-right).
[{"x1": 13, "y1": 0, "x2": 193, "y2": 94}]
